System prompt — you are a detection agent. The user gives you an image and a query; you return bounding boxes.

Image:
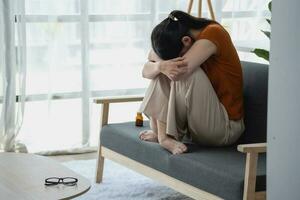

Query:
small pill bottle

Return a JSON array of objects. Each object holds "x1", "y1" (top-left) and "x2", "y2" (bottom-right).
[{"x1": 135, "y1": 112, "x2": 143, "y2": 127}]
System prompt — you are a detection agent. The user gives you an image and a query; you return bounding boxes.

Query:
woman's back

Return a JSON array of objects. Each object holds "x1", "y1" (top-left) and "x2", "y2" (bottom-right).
[{"x1": 197, "y1": 23, "x2": 244, "y2": 120}]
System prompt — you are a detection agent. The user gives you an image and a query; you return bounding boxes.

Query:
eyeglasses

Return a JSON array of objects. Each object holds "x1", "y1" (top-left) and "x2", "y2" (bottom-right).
[{"x1": 45, "y1": 177, "x2": 78, "y2": 186}]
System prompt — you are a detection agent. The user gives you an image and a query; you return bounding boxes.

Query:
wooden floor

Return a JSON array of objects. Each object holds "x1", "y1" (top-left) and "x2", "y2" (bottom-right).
[{"x1": 47, "y1": 152, "x2": 97, "y2": 163}]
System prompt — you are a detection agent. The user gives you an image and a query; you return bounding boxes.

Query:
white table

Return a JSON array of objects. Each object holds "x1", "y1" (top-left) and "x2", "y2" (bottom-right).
[{"x1": 0, "y1": 152, "x2": 90, "y2": 200}]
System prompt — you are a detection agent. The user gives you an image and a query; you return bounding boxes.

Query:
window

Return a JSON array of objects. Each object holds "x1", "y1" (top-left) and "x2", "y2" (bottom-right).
[{"x1": 18, "y1": 0, "x2": 270, "y2": 152}]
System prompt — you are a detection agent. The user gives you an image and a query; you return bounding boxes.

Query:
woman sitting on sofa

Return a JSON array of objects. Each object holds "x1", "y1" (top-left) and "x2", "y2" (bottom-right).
[{"x1": 139, "y1": 10, "x2": 245, "y2": 155}]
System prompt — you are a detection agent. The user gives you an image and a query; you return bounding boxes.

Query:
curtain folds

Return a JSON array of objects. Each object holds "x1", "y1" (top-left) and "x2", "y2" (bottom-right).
[{"x1": 0, "y1": 0, "x2": 27, "y2": 152}]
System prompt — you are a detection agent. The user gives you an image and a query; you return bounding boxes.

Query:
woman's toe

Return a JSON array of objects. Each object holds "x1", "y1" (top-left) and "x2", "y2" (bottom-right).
[
  {"x1": 172, "y1": 147, "x2": 182, "y2": 155},
  {"x1": 139, "y1": 130, "x2": 146, "y2": 135},
  {"x1": 173, "y1": 149, "x2": 180, "y2": 155},
  {"x1": 174, "y1": 143, "x2": 187, "y2": 154},
  {"x1": 139, "y1": 131, "x2": 146, "y2": 140},
  {"x1": 141, "y1": 135, "x2": 148, "y2": 140}
]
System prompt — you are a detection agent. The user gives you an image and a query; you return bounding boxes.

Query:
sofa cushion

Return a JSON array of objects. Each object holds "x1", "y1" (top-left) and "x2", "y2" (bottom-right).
[
  {"x1": 100, "y1": 122, "x2": 266, "y2": 200},
  {"x1": 239, "y1": 61, "x2": 268, "y2": 144}
]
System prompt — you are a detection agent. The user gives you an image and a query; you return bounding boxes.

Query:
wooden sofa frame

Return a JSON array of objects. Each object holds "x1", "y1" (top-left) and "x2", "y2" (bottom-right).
[{"x1": 94, "y1": 95, "x2": 266, "y2": 200}]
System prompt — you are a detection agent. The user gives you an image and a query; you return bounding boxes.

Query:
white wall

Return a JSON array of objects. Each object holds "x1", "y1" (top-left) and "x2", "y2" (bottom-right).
[{"x1": 268, "y1": 0, "x2": 300, "y2": 199}]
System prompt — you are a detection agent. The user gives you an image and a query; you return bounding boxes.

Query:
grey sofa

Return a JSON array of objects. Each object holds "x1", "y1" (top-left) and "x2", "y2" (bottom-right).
[{"x1": 94, "y1": 61, "x2": 268, "y2": 200}]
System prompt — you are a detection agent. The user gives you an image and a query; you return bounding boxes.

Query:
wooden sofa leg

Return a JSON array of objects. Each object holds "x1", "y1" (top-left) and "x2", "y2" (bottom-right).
[
  {"x1": 96, "y1": 146, "x2": 105, "y2": 183},
  {"x1": 95, "y1": 103, "x2": 109, "y2": 183},
  {"x1": 243, "y1": 152, "x2": 258, "y2": 200}
]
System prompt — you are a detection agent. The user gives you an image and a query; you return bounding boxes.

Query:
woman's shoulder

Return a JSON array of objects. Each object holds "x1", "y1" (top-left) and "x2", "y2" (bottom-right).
[
  {"x1": 196, "y1": 22, "x2": 233, "y2": 57},
  {"x1": 206, "y1": 23, "x2": 222, "y2": 29},
  {"x1": 202, "y1": 23, "x2": 227, "y2": 35},
  {"x1": 197, "y1": 23, "x2": 229, "y2": 40}
]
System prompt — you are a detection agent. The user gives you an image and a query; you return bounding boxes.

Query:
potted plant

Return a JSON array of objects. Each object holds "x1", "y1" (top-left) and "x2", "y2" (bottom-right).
[{"x1": 252, "y1": 1, "x2": 272, "y2": 61}]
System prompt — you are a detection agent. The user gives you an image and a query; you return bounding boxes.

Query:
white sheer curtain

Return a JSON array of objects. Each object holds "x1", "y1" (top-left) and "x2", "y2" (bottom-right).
[
  {"x1": 18, "y1": 1, "x2": 90, "y2": 154},
  {"x1": 18, "y1": 0, "x2": 152, "y2": 154},
  {"x1": 0, "y1": 0, "x2": 27, "y2": 152},
  {"x1": 14, "y1": 0, "x2": 270, "y2": 154},
  {"x1": 219, "y1": 0, "x2": 271, "y2": 63}
]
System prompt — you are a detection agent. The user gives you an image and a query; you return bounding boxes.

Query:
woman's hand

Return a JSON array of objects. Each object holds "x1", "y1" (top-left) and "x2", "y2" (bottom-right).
[
  {"x1": 158, "y1": 57, "x2": 188, "y2": 81},
  {"x1": 142, "y1": 50, "x2": 188, "y2": 80}
]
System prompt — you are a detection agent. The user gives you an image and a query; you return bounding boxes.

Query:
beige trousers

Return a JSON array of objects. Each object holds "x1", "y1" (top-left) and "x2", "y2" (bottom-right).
[{"x1": 139, "y1": 67, "x2": 245, "y2": 146}]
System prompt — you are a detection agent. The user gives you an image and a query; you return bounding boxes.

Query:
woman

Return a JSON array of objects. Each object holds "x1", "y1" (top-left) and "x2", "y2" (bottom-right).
[{"x1": 139, "y1": 10, "x2": 245, "y2": 155}]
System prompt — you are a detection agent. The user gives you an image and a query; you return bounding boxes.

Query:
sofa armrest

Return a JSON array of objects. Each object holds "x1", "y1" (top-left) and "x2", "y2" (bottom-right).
[
  {"x1": 237, "y1": 143, "x2": 267, "y2": 153},
  {"x1": 94, "y1": 95, "x2": 144, "y2": 104},
  {"x1": 93, "y1": 95, "x2": 144, "y2": 127},
  {"x1": 238, "y1": 142, "x2": 267, "y2": 200},
  {"x1": 94, "y1": 95, "x2": 144, "y2": 183}
]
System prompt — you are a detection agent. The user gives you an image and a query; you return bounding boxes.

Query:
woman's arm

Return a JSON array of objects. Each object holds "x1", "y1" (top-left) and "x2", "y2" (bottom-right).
[
  {"x1": 142, "y1": 50, "x2": 188, "y2": 80},
  {"x1": 181, "y1": 39, "x2": 217, "y2": 78},
  {"x1": 142, "y1": 61, "x2": 161, "y2": 79},
  {"x1": 142, "y1": 50, "x2": 162, "y2": 79}
]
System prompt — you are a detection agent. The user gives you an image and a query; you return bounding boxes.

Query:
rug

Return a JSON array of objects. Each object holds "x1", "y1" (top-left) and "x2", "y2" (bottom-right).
[{"x1": 63, "y1": 159, "x2": 191, "y2": 200}]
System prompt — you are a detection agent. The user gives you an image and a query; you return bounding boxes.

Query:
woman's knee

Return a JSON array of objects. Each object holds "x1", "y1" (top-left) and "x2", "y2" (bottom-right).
[
  {"x1": 149, "y1": 74, "x2": 171, "y2": 96},
  {"x1": 188, "y1": 67, "x2": 210, "y2": 83},
  {"x1": 183, "y1": 67, "x2": 214, "y2": 96},
  {"x1": 156, "y1": 74, "x2": 170, "y2": 85}
]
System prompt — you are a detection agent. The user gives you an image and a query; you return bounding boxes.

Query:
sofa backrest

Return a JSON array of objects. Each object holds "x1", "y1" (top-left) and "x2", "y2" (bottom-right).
[{"x1": 237, "y1": 61, "x2": 269, "y2": 144}]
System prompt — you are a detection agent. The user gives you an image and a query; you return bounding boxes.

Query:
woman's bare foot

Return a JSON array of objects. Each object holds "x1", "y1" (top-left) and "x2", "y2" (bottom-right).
[
  {"x1": 139, "y1": 130, "x2": 158, "y2": 143},
  {"x1": 159, "y1": 137, "x2": 187, "y2": 155}
]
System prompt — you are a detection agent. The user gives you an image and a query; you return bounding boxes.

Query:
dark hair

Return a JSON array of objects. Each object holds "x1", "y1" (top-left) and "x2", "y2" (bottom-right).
[{"x1": 151, "y1": 10, "x2": 216, "y2": 60}]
